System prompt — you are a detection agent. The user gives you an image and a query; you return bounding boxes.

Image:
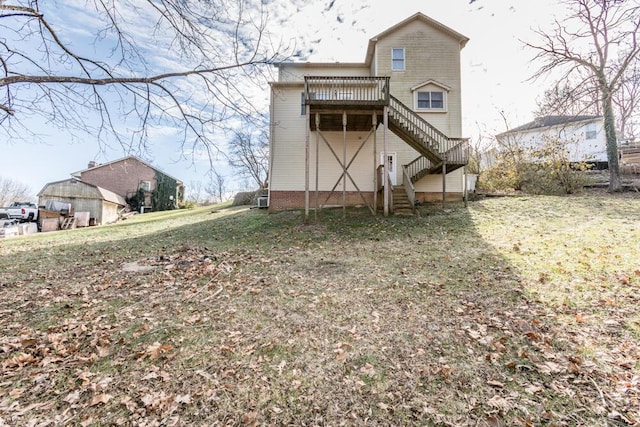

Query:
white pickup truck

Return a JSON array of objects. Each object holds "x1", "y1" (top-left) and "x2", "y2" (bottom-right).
[{"x1": 0, "y1": 202, "x2": 39, "y2": 222}]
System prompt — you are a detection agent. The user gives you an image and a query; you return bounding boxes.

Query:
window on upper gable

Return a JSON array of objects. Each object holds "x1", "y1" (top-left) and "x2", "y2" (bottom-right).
[
  {"x1": 416, "y1": 91, "x2": 445, "y2": 110},
  {"x1": 585, "y1": 122, "x2": 597, "y2": 140},
  {"x1": 139, "y1": 181, "x2": 151, "y2": 192},
  {"x1": 392, "y1": 48, "x2": 405, "y2": 71}
]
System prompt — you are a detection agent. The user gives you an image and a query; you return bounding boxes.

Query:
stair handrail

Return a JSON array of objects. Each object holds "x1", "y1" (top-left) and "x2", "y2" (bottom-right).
[
  {"x1": 389, "y1": 95, "x2": 468, "y2": 162},
  {"x1": 402, "y1": 165, "x2": 416, "y2": 209},
  {"x1": 387, "y1": 169, "x2": 394, "y2": 213},
  {"x1": 405, "y1": 156, "x2": 434, "y2": 182}
]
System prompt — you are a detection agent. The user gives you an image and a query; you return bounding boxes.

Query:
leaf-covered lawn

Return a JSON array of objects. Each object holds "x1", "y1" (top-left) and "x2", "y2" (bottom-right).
[{"x1": 1, "y1": 193, "x2": 639, "y2": 426}]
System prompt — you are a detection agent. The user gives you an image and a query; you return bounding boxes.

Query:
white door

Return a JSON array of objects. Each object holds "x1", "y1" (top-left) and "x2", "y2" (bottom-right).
[{"x1": 380, "y1": 152, "x2": 397, "y2": 186}]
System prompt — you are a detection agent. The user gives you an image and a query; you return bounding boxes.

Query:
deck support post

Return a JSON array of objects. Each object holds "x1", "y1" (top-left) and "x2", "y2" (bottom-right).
[
  {"x1": 373, "y1": 112, "x2": 378, "y2": 216},
  {"x1": 315, "y1": 113, "x2": 320, "y2": 222},
  {"x1": 342, "y1": 111, "x2": 347, "y2": 218},
  {"x1": 463, "y1": 166, "x2": 468, "y2": 208},
  {"x1": 442, "y1": 157, "x2": 447, "y2": 210},
  {"x1": 383, "y1": 106, "x2": 389, "y2": 217},
  {"x1": 304, "y1": 104, "x2": 310, "y2": 224}
]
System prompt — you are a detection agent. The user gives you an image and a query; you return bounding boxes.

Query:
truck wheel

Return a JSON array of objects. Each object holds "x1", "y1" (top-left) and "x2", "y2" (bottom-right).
[{"x1": 27, "y1": 213, "x2": 34, "y2": 221}]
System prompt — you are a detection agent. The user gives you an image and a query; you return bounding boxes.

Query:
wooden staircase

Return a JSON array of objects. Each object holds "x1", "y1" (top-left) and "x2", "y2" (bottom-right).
[
  {"x1": 387, "y1": 95, "x2": 468, "y2": 182},
  {"x1": 392, "y1": 186, "x2": 415, "y2": 216},
  {"x1": 376, "y1": 96, "x2": 470, "y2": 216}
]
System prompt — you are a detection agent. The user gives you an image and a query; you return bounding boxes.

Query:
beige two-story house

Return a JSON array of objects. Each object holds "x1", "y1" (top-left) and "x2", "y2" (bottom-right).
[{"x1": 268, "y1": 12, "x2": 470, "y2": 218}]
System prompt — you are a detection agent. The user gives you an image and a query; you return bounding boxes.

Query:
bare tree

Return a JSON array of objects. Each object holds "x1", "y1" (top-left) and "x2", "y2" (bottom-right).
[
  {"x1": 205, "y1": 169, "x2": 227, "y2": 204},
  {"x1": 227, "y1": 126, "x2": 269, "y2": 189},
  {"x1": 186, "y1": 180, "x2": 203, "y2": 204},
  {"x1": 525, "y1": 0, "x2": 640, "y2": 191},
  {"x1": 536, "y1": 63, "x2": 639, "y2": 142},
  {"x1": 0, "y1": 176, "x2": 32, "y2": 206},
  {"x1": 0, "y1": 0, "x2": 288, "y2": 160},
  {"x1": 535, "y1": 80, "x2": 601, "y2": 117},
  {"x1": 613, "y1": 61, "x2": 640, "y2": 142}
]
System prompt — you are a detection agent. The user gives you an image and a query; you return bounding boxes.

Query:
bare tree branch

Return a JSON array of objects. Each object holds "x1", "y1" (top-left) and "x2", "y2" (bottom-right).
[
  {"x1": 0, "y1": 0, "x2": 290, "y2": 166},
  {"x1": 525, "y1": 0, "x2": 640, "y2": 192}
]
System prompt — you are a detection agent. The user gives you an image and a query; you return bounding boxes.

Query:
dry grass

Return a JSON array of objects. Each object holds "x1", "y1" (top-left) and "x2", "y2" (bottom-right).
[{"x1": 0, "y1": 194, "x2": 639, "y2": 426}]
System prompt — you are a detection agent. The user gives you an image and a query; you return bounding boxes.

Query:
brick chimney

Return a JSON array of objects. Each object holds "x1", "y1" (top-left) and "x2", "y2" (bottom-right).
[{"x1": 88, "y1": 161, "x2": 97, "y2": 169}]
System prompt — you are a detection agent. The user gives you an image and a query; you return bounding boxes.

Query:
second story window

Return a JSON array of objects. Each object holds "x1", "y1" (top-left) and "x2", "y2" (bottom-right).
[
  {"x1": 417, "y1": 91, "x2": 445, "y2": 110},
  {"x1": 139, "y1": 181, "x2": 151, "y2": 192},
  {"x1": 392, "y1": 48, "x2": 405, "y2": 71},
  {"x1": 585, "y1": 122, "x2": 597, "y2": 140}
]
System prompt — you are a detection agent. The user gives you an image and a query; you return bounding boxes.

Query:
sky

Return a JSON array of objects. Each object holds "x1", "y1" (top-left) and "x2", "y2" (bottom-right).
[{"x1": 0, "y1": 0, "x2": 568, "y2": 199}]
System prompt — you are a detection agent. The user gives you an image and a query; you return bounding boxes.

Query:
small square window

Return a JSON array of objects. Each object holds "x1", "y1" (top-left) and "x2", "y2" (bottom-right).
[
  {"x1": 392, "y1": 48, "x2": 405, "y2": 71},
  {"x1": 140, "y1": 181, "x2": 151, "y2": 192}
]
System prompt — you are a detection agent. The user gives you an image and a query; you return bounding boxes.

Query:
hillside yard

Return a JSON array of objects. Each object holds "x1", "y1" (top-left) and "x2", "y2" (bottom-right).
[{"x1": 1, "y1": 193, "x2": 639, "y2": 426}]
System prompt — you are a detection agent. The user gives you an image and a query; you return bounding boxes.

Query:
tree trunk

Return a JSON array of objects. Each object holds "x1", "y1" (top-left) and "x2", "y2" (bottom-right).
[{"x1": 601, "y1": 84, "x2": 621, "y2": 192}]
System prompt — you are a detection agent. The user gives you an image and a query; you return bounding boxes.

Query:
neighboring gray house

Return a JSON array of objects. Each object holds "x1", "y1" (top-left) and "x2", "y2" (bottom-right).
[{"x1": 37, "y1": 178, "x2": 126, "y2": 225}]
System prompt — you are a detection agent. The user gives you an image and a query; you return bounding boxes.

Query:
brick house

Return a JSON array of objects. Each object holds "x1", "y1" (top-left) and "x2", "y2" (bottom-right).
[{"x1": 72, "y1": 156, "x2": 184, "y2": 211}]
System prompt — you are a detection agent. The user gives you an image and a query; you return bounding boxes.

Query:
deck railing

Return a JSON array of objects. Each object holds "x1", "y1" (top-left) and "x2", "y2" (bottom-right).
[
  {"x1": 304, "y1": 76, "x2": 390, "y2": 107},
  {"x1": 444, "y1": 138, "x2": 470, "y2": 164}
]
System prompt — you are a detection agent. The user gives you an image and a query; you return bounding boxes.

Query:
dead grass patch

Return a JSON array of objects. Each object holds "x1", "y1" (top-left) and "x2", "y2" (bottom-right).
[{"x1": 0, "y1": 196, "x2": 638, "y2": 425}]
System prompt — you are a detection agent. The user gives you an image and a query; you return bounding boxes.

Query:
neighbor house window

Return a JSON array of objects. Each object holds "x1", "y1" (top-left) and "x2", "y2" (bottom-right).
[
  {"x1": 140, "y1": 181, "x2": 151, "y2": 192},
  {"x1": 392, "y1": 48, "x2": 405, "y2": 71},
  {"x1": 585, "y1": 122, "x2": 597, "y2": 140},
  {"x1": 417, "y1": 91, "x2": 445, "y2": 110}
]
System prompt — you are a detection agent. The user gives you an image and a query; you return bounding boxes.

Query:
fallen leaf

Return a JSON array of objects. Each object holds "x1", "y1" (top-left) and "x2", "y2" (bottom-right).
[
  {"x1": 145, "y1": 342, "x2": 173, "y2": 359},
  {"x1": 377, "y1": 402, "x2": 389, "y2": 411},
  {"x1": 486, "y1": 395, "x2": 510, "y2": 411},
  {"x1": 524, "y1": 384, "x2": 543, "y2": 394},
  {"x1": 175, "y1": 394, "x2": 191, "y2": 404},
  {"x1": 241, "y1": 412, "x2": 258, "y2": 425},
  {"x1": 64, "y1": 390, "x2": 81, "y2": 404},
  {"x1": 90, "y1": 393, "x2": 112, "y2": 406},
  {"x1": 9, "y1": 388, "x2": 25, "y2": 397},
  {"x1": 359, "y1": 363, "x2": 376, "y2": 376},
  {"x1": 334, "y1": 348, "x2": 347, "y2": 361}
]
